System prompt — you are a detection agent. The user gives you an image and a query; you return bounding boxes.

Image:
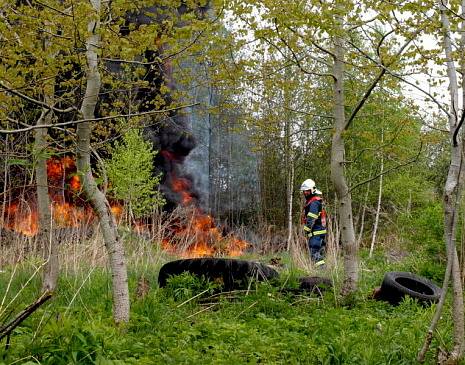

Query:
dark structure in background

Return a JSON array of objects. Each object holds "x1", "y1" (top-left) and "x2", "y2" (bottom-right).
[
  {"x1": 122, "y1": 3, "x2": 259, "y2": 221},
  {"x1": 106, "y1": 4, "x2": 204, "y2": 212},
  {"x1": 0, "y1": 2, "x2": 260, "y2": 225}
]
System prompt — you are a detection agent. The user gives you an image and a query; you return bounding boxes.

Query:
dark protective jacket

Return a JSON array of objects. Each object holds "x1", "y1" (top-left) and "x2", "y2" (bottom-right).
[{"x1": 303, "y1": 195, "x2": 327, "y2": 237}]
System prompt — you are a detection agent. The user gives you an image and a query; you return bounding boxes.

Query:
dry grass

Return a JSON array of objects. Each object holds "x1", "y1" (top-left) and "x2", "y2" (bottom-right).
[{"x1": 0, "y1": 206, "x2": 344, "y2": 282}]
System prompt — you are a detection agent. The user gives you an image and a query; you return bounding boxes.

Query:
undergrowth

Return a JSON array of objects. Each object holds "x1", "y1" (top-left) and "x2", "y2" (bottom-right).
[
  {"x1": 0, "y1": 200, "x2": 457, "y2": 364},
  {"x1": 0, "y1": 254, "x2": 453, "y2": 365}
]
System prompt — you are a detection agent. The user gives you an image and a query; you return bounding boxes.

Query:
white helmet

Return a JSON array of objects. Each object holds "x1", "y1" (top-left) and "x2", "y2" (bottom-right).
[{"x1": 300, "y1": 179, "x2": 322, "y2": 194}]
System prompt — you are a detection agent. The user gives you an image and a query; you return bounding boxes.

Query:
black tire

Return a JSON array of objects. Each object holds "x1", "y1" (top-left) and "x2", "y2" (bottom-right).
[
  {"x1": 158, "y1": 258, "x2": 279, "y2": 290},
  {"x1": 298, "y1": 276, "x2": 333, "y2": 295},
  {"x1": 377, "y1": 271, "x2": 441, "y2": 306}
]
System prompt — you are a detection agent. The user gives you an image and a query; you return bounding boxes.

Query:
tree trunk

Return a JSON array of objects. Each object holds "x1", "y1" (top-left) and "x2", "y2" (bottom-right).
[
  {"x1": 369, "y1": 130, "x2": 384, "y2": 258},
  {"x1": 35, "y1": 110, "x2": 56, "y2": 292},
  {"x1": 440, "y1": 2, "x2": 465, "y2": 360},
  {"x1": 330, "y1": 13, "x2": 358, "y2": 294},
  {"x1": 419, "y1": 2, "x2": 465, "y2": 361},
  {"x1": 286, "y1": 156, "x2": 294, "y2": 251},
  {"x1": 76, "y1": 0, "x2": 129, "y2": 323},
  {"x1": 356, "y1": 166, "x2": 372, "y2": 247}
]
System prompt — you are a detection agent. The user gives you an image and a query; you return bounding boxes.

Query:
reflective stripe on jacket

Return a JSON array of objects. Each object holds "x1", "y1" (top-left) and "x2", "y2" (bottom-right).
[{"x1": 303, "y1": 196, "x2": 327, "y2": 237}]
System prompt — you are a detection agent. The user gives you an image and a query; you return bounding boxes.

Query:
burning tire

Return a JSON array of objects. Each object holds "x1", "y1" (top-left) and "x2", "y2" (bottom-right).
[
  {"x1": 158, "y1": 258, "x2": 279, "y2": 290},
  {"x1": 376, "y1": 271, "x2": 441, "y2": 306}
]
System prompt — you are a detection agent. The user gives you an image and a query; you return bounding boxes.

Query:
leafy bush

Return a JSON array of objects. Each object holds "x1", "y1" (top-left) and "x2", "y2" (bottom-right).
[
  {"x1": 105, "y1": 128, "x2": 165, "y2": 218},
  {"x1": 396, "y1": 201, "x2": 446, "y2": 282}
]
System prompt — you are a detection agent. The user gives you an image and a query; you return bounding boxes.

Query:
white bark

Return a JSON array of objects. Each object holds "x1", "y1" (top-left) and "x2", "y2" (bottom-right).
[
  {"x1": 419, "y1": 1, "x2": 464, "y2": 361},
  {"x1": 369, "y1": 130, "x2": 384, "y2": 258},
  {"x1": 356, "y1": 174, "x2": 371, "y2": 247},
  {"x1": 286, "y1": 156, "x2": 294, "y2": 251},
  {"x1": 76, "y1": 0, "x2": 130, "y2": 323}
]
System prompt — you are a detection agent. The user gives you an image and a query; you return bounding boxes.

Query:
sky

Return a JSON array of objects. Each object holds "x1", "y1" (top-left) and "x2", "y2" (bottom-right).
[{"x1": 222, "y1": 5, "x2": 455, "y2": 131}]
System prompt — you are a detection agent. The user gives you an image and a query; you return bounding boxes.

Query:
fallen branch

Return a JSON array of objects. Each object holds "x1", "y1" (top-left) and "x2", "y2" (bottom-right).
[{"x1": 0, "y1": 291, "x2": 53, "y2": 342}]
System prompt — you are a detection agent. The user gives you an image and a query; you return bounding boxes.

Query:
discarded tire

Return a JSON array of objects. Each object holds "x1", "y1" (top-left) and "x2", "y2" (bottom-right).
[
  {"x1": 158, "y1": 258, "x2": 279, "y2": 290},
  {"x1": 299, "y1": 276, "x2": 333, "y2": 295},
  {"x1": 377, "y1": 271, "x2": 441, "y2": 306}
]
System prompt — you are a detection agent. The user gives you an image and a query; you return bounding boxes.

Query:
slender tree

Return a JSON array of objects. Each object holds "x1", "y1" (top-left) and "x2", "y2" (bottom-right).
[{"x1": 418, "y1": 1, "x2": 465, "y2": 362}]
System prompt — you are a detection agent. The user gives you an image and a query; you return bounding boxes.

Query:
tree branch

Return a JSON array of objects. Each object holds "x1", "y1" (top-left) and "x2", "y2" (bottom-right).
[
  {"x1": 350, "y1": 43, "x2": 450, "y2": 117},
  {"x1": 344, "y1": 29, "x2": 422, "y2": 130},
  {"x1": 32, "y1": 0, "x2": 73, "y2": 17},
  {"x1": 274, "y1": 19, "x2": 334, "y2": 79},
  {"x1": 349, "y1": 141, "x2": 423, "y2": 193},
  {"x1": 0, "y1": 103, "x2": 199, "y2": 134},
  {"x1": 453, "y1": 109, "x2": 465, "y2": 146},
  {"x1": 0, "y1": 81, "x2": 77, "y2": 113},
  {"x1": 0, "y1": 291, "x2": 52, "y2": 342}
]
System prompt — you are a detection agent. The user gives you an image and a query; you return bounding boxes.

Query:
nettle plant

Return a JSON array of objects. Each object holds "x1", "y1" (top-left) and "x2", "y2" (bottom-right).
[{"x1": 105, "y1": 127, "x2": 165, "y2": 219}]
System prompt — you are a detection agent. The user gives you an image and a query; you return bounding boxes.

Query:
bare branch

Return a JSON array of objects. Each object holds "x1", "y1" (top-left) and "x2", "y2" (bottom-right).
[
  {"x1": 32, "y1": 0, "x2": 73, "y2": 17},
  {"x1": 344, "y1": 29, "x2": 422, "y2": 130},
  {"x1": 0, "y1": 81, "x2": 77, "y2": 113},
  {"x1": 453, "y1": 109, "x2": 465, "y2": 146},
  {"x1": 0, "y1": 291, "x2": 52, "y2": 342},
  {"x1": 348, "y1": 40, "x2": 450, "y2": 117},
  {"x1": 0, "y1": 103, "x2": 199, "y2": 134},
  {"x1": 349, "y1": 141, "x2": 423, "y2": 193}
]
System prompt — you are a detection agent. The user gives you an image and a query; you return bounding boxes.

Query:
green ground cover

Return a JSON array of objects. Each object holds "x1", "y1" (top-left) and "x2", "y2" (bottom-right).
[{"x1": 0, "y1": 249, "x2": 453, "y2": 365}]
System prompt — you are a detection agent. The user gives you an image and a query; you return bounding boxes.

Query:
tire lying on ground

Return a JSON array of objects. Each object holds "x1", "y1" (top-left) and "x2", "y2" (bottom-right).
[
  {"x1": 298, "y1": 276, "x2": 333, "y2": 295},
  {"x1": 376, "y1": 271, "x2": 441, "y2": 306},
  {"x1": 158, "y1": 258, "x2": 279, "y2": 291}
]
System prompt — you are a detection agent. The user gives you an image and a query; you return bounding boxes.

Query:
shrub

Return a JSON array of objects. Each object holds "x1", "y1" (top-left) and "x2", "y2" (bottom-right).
[{"x1": 105, "y1": 128, "x2": 164, "y2": 218}]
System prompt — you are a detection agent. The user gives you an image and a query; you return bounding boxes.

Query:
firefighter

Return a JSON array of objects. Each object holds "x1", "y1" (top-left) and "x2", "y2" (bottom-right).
[{"x1": 300, "y1": 179, "x2": 327, "y2": 266}]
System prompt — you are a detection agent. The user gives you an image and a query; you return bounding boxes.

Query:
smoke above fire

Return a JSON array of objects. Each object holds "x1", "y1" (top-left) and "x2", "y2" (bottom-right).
[{"x1": 158, "y1": 142, "x2": 248, "y2": 257}]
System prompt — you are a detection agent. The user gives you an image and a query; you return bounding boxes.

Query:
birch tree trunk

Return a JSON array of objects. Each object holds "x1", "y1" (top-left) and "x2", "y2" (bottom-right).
[
  {"x1": 356, "y1": 170, "x2": 372, "y2": 247},
  {"x1": 419, "y1": 1, "x2": 465, "y2": 361},
  {"x1": 369, "y1": 130, "x2": 384, "y2": 258},
  {"x1": 76, "y1": 0, "x2": 129, "y2": 323},
  {"x1": 439, "y1": 3, "x2": 465, "y2": 360},
  {"x1": 35, "y1": 110, "x2": 56, "y2": 292},
  {"x1": 330, "y1": 12, "x2": 358, "y2": 294},
  {"x1": 286, "y1": 155, "x2": 294, "y2": 251},
  {"x1": 36, "y1": 21, "x2": 58, "y2": 292}
]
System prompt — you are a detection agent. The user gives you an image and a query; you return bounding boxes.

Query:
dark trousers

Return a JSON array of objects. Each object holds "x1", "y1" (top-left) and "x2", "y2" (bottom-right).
[{"x1": 308, "y1": 235, "x2": 326, "y2": 262}]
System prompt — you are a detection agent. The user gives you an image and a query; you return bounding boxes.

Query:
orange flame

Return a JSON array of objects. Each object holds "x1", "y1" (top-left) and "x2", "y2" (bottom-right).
[
  {"x1": 2, "y1": 156, "x2": 95, "y2": 236},
  {"x1": 3, "y1": 203, "x2": 38, "y2": 236},
  {"x1": 3, "y1": 154, "x2": 249, "y2": 259},
  {"x1": 187, "y1": 242, "x2": 215, "y2": 258},
  {"x1": 161, "y1": 169, "x2": 249, "y2": 257},
  {"x1": 171, "y1": 177, "x2": 194, "y2": 205},
  {"x1": 69, "y1": 175, "x2": 81, "y2": 191}
]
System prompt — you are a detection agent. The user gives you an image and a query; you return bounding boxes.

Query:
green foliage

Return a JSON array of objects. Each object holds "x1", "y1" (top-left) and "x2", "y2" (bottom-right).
[
  {"x1": 398, "y1": 202, "x2": 444, "y2": 252},
  {"x1": 105, "y1": 128, "x2": 164, "y2": 218},
  {"x1": 382, "y1": 171, "x2": 434, "y2": 210},
  {"x1": 0, "y1": 261, "x2": 452, "y2": 365},
  {"x1": 397, "y1": 202, "x2": 446, "y2": 282},
  {"x1": 163, "y1": 272, "x2": 221, "y2": 302}
]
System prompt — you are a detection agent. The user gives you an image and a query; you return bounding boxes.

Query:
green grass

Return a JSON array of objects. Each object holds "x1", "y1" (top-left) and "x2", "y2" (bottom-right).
[{"x1": 0, "y1": 251, "x2": 454, "y2": 365}]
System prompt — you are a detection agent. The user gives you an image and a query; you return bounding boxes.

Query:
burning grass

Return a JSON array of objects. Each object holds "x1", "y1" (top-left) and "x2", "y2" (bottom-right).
[
  {"x1": 160, "y1": 206, "x2": 248, "y2": 258},
  {"x1": 1, "y1": 154, "x2": 250, "y2": 259},
  {"x1": 0, "y1": 207, "x2": 254, "y2": 272}
]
